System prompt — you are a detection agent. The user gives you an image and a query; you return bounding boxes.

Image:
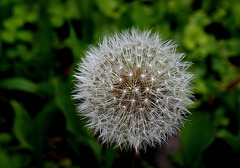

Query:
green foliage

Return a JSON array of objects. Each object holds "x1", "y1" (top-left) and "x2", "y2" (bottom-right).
[
  {"x1": 0, "y1": 0, "x2": 240, "y2": 167},
  {"x1": 0, "y1": 77, "x2": 38, "y2": 93},
  {"x1": 12, "y1": 100, "x2": 37, "y2": 151},
  {"x1": 180, "y1": 112, "x2": 216, "y2": 167}
]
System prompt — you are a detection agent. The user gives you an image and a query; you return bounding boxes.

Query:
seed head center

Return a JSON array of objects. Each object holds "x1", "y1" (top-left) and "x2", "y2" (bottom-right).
[{"x1": 112, "y1": 68, "x2": 156, "y2": 112}]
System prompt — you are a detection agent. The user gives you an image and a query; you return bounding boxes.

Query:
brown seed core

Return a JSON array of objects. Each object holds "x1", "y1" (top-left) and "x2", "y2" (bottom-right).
[{"x1": 112, "y1": 68, "x2": 157, "y2": 113}]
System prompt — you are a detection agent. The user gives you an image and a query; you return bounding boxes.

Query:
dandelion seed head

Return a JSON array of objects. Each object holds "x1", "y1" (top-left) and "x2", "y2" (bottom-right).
[{"x1": 73, "y1": 28, "x2": 193, "y2": 152}]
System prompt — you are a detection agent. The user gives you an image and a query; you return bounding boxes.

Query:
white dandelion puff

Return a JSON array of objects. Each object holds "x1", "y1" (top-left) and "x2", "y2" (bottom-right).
[{"x1": 73, "y1": 28, "x2": 194, "y2": 153}]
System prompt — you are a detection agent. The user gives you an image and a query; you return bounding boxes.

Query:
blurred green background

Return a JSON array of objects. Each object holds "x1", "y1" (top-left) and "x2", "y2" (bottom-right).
[{"x1": 0, "y1": 0, "x2": 240, "y2": 167}]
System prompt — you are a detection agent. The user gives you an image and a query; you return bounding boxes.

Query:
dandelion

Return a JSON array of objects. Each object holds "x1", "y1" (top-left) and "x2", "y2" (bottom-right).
[{"x1": 73, "y1": 28, "x2": 193, "y2": 152}]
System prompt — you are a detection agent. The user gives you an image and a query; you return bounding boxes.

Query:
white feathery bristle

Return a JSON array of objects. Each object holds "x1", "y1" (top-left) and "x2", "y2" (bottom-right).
[{"x1": 73, "y1": 28, "x2": 193, "y2": 153}]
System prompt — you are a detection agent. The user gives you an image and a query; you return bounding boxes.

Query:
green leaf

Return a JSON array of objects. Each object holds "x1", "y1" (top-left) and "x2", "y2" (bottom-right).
[
  {"x1": 0, "y1": 133, "x2": 12, "y2": 144},
  {"x1": 11, "y1": 100, "x2": 36, "y2": 151},
  {"x1": 52, "y1": 78, "x2": 103, "y2": 166},
  {"x1": 17, "y1": 30, "x2": 33, "y2": 42},
  {"x1": 12, "y1": 153, "x2": 31, "y2": 168},
  {"x1": 0, "y1": 77, "x2": 37, "y2": 93},
  {"x1": 43, "y1": 162, "x2": 59, "y2": 168},
  {"x1": 223, "y1": 91, "x2": 240, "y2": 128},
  {"x1": 95, "y1": 0, "x2": 119, "y2": 18},
  {"x1": 35, "y1": 100, "x2": 57, "y2": 143},
  {"x1": 217, "y1": 130, "x2": 240, "y2": 153},
  {"x1": 104, "y1": 147, "x2": 117, "y2": 168},
  {"x1": 141, "y1": 160, "x2": 155, "y2": 168},
  {"x1": 66, "y1": 22, "x2": 84, "y2": 62},
  {"x1": 131, "y1": 3, "x2": 150, "y2": 28},
  {"x1": 227, "y1": 38, "x2": 240, "y2": 56},
  {"x1": 183, "y1": 23, "x2": 209, "y2": 51},
  {"x1": 0, "y1": 151, "x2": 12, "y2": 168},
  {"x1": 1, "y1": 30, "x2": 17, "y2": 43},
  {"x1": 52, "y1": 78, "x2": 82, "y2": 135},
  {"x1": 88, "y1": 139, "x2": 102, "y2": 165},
  {"x1": 180, "y1": 112, "x2": 216, "y2": 167}
]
